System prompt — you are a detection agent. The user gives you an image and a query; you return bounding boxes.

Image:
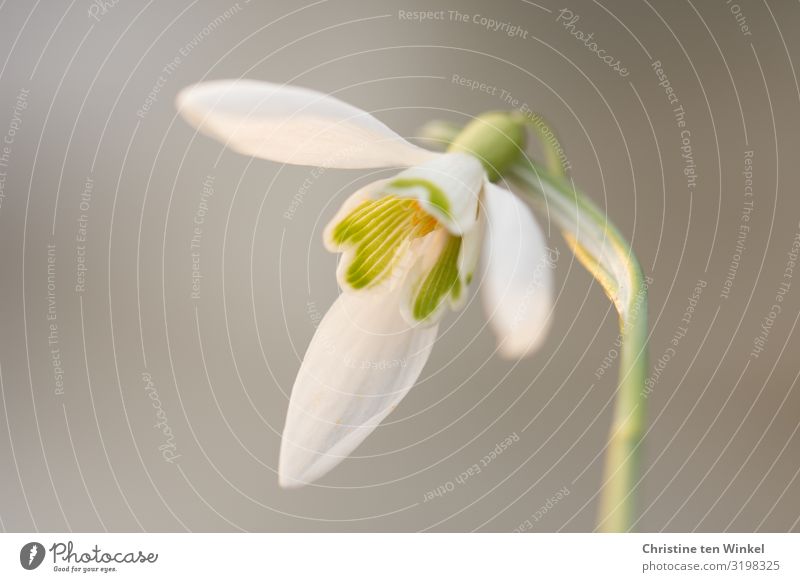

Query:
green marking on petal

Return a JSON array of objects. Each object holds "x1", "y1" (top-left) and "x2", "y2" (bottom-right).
[
  {"x1": 330, "y1": 195, "x2": 440, "y2": 291},
  {"x1": 332, "y1": 197, "x2": 404, "y2": 246},
  {"x1": 388, "y1": 177, "x2": 452, "y2": 222},
  {"x1": 451, "y1": 276, "x2": 462, "y2": 301},
  {"x1": 345, "y1": 210, "x2": 412, "y2": 289},
  {"x1": 412, "y1": 234, "x2": 462, "y2": 321}
]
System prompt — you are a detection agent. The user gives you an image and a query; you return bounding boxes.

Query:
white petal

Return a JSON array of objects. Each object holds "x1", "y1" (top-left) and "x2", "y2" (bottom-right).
[
  {"x1": 382, "y1": 153, "x2": 484, "y2": 234},
  {"x1": 398, "y1": 229, "x2": 452, "y2": 325},
  {"x1": 323, "y1": 180, "x2": 422, "y2": 294},
  {"x1": 176, "y1": 79, "x2": 437, "y2": 168},
  {"x1": 457, "y1": 190, "x2": 485, "y2": 286},
  {"x1": 322, "y1": 179, "x2": 388, "y2": 252},
  {"x1": 480, "y1": 183, "x2": 554, "y2": 358},
  {"x1": 279, "y1": 288, "x2": 438, "y2": 488}
]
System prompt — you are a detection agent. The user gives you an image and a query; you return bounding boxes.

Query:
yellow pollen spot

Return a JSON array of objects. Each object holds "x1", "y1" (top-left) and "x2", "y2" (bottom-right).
[{"x1": 410, "y1": 201, "x2": 438, "y2": 236}]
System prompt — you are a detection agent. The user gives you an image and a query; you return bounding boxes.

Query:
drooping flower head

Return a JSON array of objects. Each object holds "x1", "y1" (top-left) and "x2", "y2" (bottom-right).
[
  {"x1": 177, "y1": 80, "x2": 553, "y2": 488},
  {"x1": 324, "y1": 152, "x2": 485, "y2": 325}
]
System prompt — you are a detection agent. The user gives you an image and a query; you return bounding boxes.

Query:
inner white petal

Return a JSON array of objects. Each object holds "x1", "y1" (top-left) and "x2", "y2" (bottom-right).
[{"x1": 381, "y1": 153, "x2": 485, "y2": 235}]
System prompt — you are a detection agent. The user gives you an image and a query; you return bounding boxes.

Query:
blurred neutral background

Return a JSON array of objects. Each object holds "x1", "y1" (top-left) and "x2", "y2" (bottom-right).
[{"x1": 0, "y1": 0, "x2": 798, "y2": 532}]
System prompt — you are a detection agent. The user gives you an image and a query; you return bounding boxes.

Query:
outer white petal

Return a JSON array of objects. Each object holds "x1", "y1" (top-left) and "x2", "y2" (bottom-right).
[
  {"x1": 176, "y1": 79, "x2": 437, "y2": 168},
  {"x1": 481, "y1": 183, "x2": 554, "y2": 358},
  {"x1": 279, "y1": 288, "x2": 438, "y2": 488},
  {"x1": 457, "y1": 189, "x2": 485, "y2": 286},
  {"x1": 382, "y1": 153, "x2": 484, "y2": 235}
]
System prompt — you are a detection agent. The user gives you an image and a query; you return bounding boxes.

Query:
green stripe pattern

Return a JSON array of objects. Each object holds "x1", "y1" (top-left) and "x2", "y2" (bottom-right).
[
  {"x1": 330, "y1": 193, "x2": 464, "y2": 322},
  {"x1": 412, "y1": 234, "x2": 462, "y2": 321},
  {"x1": 387, "y1": 177, "x2": 453, "y2": 223},
  {"x1": 331, "y1": 196, "x2": 437, "y2": 290}
]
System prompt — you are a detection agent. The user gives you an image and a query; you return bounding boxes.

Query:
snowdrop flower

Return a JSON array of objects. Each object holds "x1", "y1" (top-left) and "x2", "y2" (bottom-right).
[{"x1": 177, "y1": 80, "x2": 553, "y2": 488}]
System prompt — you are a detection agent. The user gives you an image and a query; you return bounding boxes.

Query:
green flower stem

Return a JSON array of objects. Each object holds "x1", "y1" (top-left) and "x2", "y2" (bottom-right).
[
  {"x1": 419, "y1": 115, "x2": 649, "y2": 532},
  {"x1": 509, "y1": 160, "x2": 648, "y2": 533},
  {"x1": 510, "y1": 112, "x2": 569, "y2": 179}
]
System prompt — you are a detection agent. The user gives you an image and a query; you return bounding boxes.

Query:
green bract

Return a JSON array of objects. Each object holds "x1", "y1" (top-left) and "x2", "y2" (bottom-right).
[{"x1": 447, "y1": 112, "x2": 527, "y2": 182}]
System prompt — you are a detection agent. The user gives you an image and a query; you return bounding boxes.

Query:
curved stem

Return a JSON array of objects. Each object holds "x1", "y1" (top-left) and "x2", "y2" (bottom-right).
[
  {"x1": 511, "y1": 112, "x2": 649, "y2": 532},
  {"x1": 509, "y1": 161, "x2": 649, "y2": 533},
  {"x1": 418, "y1": 118, "x2": 649, "y2": 532},
  {"x1": 511, "y1": 111, "x2": 571, "y2": 179}
]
